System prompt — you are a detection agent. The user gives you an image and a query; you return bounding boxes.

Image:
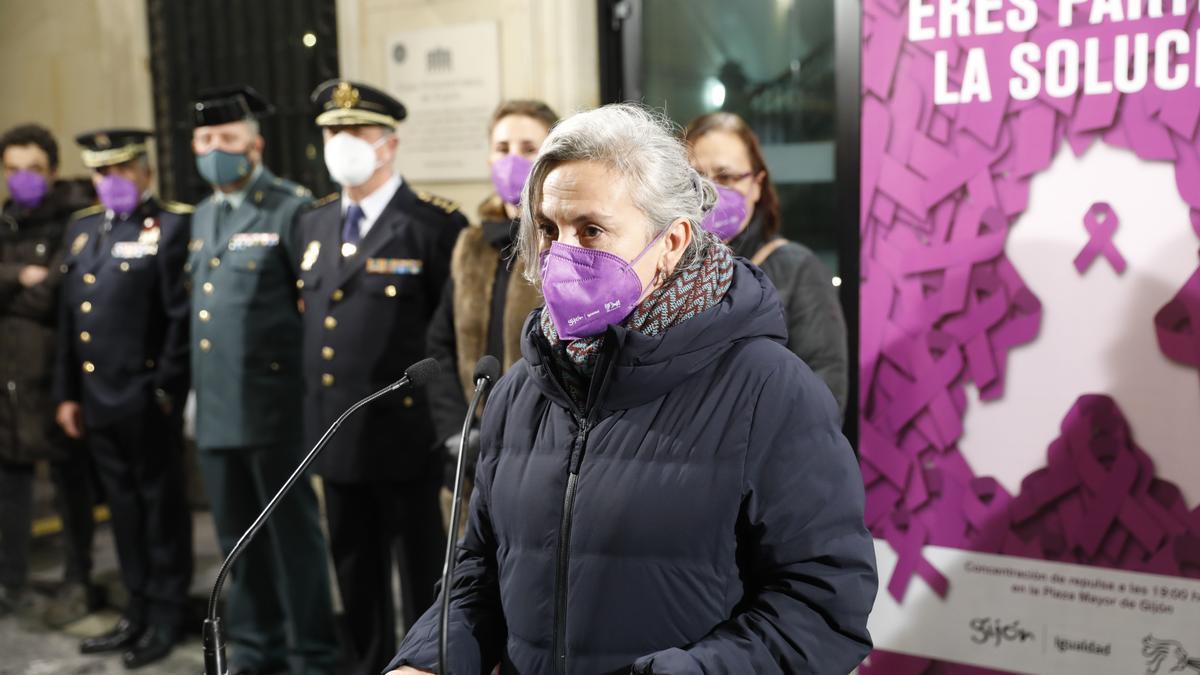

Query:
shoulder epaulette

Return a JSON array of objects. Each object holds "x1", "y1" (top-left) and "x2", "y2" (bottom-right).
[
  {"x1": 69, "y1": 204, "x2": 104, "y2": 221},
  {"x1": 162, "y1": 200, "x2": 195, "y2": 215},
  {"x1": 312, "y1": 192, "x2": 339, "y2": 208},
  {"x1": 416, "y1": 190, "x2": 460, "y2": 215},
  {"x1": 273, "y1": 177, "x2": 311, "y2": 199}
]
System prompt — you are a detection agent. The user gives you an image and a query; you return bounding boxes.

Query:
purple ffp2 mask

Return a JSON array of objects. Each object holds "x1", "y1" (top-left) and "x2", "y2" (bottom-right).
[
  {"x1": 701, "y1": 184, "x2": 748, "y2": 241},
  {"x1": 7, "y1": 170, "x2": 48, "y2": 210},
  {"x1": 491, "y1": 154, "x2": 533, "y2": 206},
  {"x1": 97, "y1": 175, "x2": 141, "y2": 216},
  {"x1": 539, "y1": 231, "x2": 666, "y2": 340}
]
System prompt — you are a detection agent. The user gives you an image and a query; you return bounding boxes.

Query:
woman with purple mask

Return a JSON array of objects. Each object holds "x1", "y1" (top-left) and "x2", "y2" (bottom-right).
[
  {"x1": 686, "y1": 112, "x2": 849, "y2": 415},
  {"x1": 388, "y1": 104, "x2": 876, "y2": 675},
  {"x1": 0, "y1": 123, "x2": 96, "y2": 628},
  {"x1": 425, "y1": 100, "x2": 557, "y2": 501}
]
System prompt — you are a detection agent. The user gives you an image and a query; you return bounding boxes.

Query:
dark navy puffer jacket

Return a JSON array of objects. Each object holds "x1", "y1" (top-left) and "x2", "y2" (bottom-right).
[{"x1": 389, "y1": 260, "x2": 877, "y2": 674}]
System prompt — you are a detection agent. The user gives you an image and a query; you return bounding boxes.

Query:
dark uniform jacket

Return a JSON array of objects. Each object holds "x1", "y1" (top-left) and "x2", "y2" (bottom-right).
[
  {"x1": 295, "y1": 180, "x2": 465, "y2": 483},
  {"x1": 0, "y1": 181, "x2": 93, "y2": 462},
  {"x1": 389, "y1": 261, "x2": 876, "y2": 675},
  {"x1": 188, "y1": 168, "x2": 311, "y2": 449},
  {"x1": 52, "y1": 197, "x2": 192, "y2": 428}
]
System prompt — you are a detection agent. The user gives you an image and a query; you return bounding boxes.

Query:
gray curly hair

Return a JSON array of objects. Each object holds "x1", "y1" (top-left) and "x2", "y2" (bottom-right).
[{"x1": 517, "y1": 103, "x2": 719, "y2": 285}]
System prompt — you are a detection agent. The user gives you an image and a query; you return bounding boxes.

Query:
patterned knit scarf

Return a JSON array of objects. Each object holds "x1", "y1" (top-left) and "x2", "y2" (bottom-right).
[{"x1": 539, "y1": 241, "x2": 736, "y2": 406}]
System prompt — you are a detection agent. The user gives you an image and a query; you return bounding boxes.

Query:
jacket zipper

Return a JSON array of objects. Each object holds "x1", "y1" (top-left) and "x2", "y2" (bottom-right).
[{"x1": 554, "y1": 413, "x2": 592, "y2": 675}]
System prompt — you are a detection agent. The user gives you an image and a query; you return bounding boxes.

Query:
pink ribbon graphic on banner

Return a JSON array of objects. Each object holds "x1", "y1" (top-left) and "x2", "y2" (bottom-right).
[
  {"x1": 1074, "y1": 202, "x2": 1127, "y2": 275},
  {"x1": 1155, "y1": 253, "x2": 1200, "y2": 369},
  {"x1": 859, "y1": 0, "x2": 1200, "y2": 669}
]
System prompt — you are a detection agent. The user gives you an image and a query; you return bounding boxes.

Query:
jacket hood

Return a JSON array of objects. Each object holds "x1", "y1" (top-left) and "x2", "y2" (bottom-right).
[{"x1": 522, "y1": 258, "x2": 787, "y2": 413}]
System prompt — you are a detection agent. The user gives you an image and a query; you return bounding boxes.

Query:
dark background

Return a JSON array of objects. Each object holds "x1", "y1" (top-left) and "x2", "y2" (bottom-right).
[
  {"x1": 597, "y1": 0, "x2": 860, "y2": 444},
  {"x1": 146, "y1": 0, "x2": 341, "y2": 204}
]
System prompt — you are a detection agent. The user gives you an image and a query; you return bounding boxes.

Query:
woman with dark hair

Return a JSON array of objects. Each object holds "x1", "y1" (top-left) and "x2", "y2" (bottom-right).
[
  {"x1": 0, "y1": 123, "x2": 97, "y2": 627},
  {"x1": 389, "y1": 103, "x2": 875, "y2": 675},
  {"x1": 426, "y1": 100, "x2": 557, "y2": 491},
  {"x1": 685, "y1": 112, "x2": 849, "y2": 413}
]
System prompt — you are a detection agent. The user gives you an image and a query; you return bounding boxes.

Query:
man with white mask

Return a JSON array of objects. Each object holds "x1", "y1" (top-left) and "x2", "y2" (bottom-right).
[{"x1": 296, "y1": 79, "x2": 466, "y2": 675}]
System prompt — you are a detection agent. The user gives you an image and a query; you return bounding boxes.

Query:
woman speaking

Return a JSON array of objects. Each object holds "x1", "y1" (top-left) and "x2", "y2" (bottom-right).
[{"x1": 387, "y1": 104, "x2": 877, "y2": 675}]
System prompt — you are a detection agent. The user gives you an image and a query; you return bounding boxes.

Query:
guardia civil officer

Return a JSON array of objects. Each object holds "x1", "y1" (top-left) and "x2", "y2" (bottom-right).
[
  {"x1": 295, "y1": 79, "x2": 465, "y2": 675},
  {"x1": 52, "y1": 129, "x2": 193, "y2": 668},
  {"x1": 189, "y1": 86, "x2": 338, "y2": 675}
]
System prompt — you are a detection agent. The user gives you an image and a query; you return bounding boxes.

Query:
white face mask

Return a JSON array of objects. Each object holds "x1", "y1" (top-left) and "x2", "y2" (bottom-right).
[{"x1": 323, "y1": 132, "x2": 388, "y2": 187}]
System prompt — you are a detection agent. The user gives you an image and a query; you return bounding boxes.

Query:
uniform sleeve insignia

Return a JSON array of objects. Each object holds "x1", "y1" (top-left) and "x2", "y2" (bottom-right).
[
  {"x1": 301, "y1": 241, "x2": 321, "y2": 271},
  {"x1": 71, "y1": 233, "x2": 89, "y2": 255},
  {"x1": 416, "y1": 190, "x2": 459, "y2": 214},
  {"x1": 162, "y1": 200, "x2": 195, "y2": 214}
]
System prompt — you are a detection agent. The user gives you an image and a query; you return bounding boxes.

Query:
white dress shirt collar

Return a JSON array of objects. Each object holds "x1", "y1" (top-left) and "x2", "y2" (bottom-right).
[{"x1": 341, "y1": 174, "x2": 403, "y2": 240}]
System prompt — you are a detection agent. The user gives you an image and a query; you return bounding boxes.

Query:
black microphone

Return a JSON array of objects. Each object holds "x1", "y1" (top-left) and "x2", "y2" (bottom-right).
[
  {"x1": 438, "y1": 355, "x2": 501, "y2": 675},
  {"x1": 203, "y1": 357, "x2": 442, "y2": 675}
]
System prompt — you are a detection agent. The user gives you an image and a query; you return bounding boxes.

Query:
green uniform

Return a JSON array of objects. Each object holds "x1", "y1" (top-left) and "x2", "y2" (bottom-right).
[
  {"x1": 189, "y1": 166, "x2": 308, "y2": 447},
  {"x1": 188, "y1": 166, "x2": 338, "y2": 675}
]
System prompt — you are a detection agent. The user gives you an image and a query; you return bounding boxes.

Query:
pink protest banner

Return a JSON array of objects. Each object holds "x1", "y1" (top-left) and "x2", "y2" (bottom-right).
[{"x1": 860, "y1": 0, "x2": 1200, "y2": 671}]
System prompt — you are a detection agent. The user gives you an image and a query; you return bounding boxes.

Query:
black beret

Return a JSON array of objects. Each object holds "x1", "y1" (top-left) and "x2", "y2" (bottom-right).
[{"x1": 192, "y1": 85, "x2": 275, "y2": 127}]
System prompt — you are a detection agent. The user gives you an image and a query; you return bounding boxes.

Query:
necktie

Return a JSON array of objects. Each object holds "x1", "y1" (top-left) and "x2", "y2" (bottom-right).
[
  {"x1": 342, "y1": 204, "x2": 364, "y2": 245},
  {"x1": 216, "y1": 200, "x2": 233, "y2": 237}
]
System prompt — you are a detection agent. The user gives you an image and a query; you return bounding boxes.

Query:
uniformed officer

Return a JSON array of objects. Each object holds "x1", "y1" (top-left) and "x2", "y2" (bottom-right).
[
  {"x1": 188, "y1": 85, "x2": 338, "y2": 675},
  {"x1": 296, "y1": 79, "x2": 465, "y2": 674},
  {"x1": 52, "y1": 129, "x2": 193, "y2": 668}
]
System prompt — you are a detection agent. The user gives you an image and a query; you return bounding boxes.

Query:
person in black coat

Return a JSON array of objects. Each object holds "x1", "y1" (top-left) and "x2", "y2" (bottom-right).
[
  {"x1": 52, "y1": 129, "x2": 193, "y2": 669},
  {"x1": 686, "y1": 112, "x2": 849, "y2": 415},
  {"x1": 0, "y1": 124, "x2": 97, "y2": 626},
  {"x1": 296, "y1": 79, "x2": 466, "y2": 675},
  {"x1": 387, "y1": 105, "x2": 876, "y2": 675},
  {"x1": 425, "y1": 100, "x2": 554, "y2": 504}
]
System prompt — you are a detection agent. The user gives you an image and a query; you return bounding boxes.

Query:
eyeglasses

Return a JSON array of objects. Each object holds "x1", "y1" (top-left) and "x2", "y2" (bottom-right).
[{"x1": 701, "y1": 169, "x2": 754, "y2": 188}]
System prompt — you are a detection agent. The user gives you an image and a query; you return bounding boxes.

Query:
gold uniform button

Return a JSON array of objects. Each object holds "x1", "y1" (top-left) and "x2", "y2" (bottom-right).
[
  {"x1": 199, "y1": 339, "x2": 212, "y2": 352},
  {"x1": 324, "y1": 316, "x2": 337, "y2": 330},
  {"x1": 203, "y1": 282, "x2": 214, "y2": 295},
  {"x1": 247, "y1": 260, "x2": 257, "y2": 271},
  {"x1": 82, "y1": 361, "x2": 95, "y2": 373},
  {"x1": 384, "y1": 285, "x2": 397, "y2": 297},
  {"x1": 403, "y1": 396, "x2": 414, "y2": 408},
  {"x1": 80, "y1": 331, "x2": 91, "y2": 343},
  {"x1": 296, "y1": 279, "x2": 305, "y2": 290},
  {"x1": 321, "y1": 373, "x2": 335, "y2": 387},
  {"x1": 331, "y1": 289, "x2": 344, "y2": 302},
  {"x1": 270, "y1": 362, "x2": 281, "y2": 371},
  {"x1": 83, "y1": 273, "x2": 96, "y2": 284},
  {"x1": 198, "y1": 309, "x2": 211, "y2": 322},
  {"x1": 145, "y1": 359, "x2": 155, "y2": 369},
  {"x1": 120, "y1": 262, "x2": 130, "y2": 272},
  {"x1": 321, "y1": 347, "x2": 334, "y2": 360},
  {"x1": 80, "y1": 301, "x2": 92, "y2": 313},
  {"x1": 209, "y1": 257, "x2": 221, "y2": 268}
]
